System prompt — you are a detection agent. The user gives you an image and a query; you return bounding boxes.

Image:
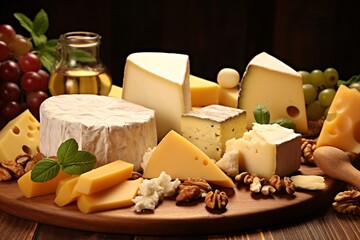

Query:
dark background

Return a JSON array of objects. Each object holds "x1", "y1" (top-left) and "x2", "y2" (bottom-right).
[{"x1": 1, "y1": 0, "x2": 359, "y2": 86}]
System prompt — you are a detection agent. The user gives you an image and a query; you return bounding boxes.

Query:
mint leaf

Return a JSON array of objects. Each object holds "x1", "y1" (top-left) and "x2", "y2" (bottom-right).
[
  {"x1": 38, "y1": 50, "x2": 55, "y2": 72},
  {"x1": 62, "y1": 151, "x2": 97, "y2": 175},
  {"x1": 13, "y1": 13, "x2": 33, "y2": 34},
  {"x1": 33, "y1": 9, "x2": 49, "y2": 35},
  {"x1": 57, "y1": 138, "x2": 79, "y2": 164},
  {"x1": 272, "y1": 118, "x2": 297, "y2": 131},
  {"x1": 70, "y1": 49, "x2": 96, "y2": 63},
  {"x1": 253, "y1": 104, "x2": 270, "y2": 124},
  {"x1": 33, "y1": 34, "x2": 47, "y2": 47},
  {"x1": 31, "y1": 158, "x2": 60, "y2": 182}
]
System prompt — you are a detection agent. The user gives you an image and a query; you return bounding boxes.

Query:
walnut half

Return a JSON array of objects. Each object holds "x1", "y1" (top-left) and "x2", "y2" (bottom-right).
[
  {"x1": 332, "y1": 190, "x2": 360, "y2": 215},
  {"x1": 205, "y1": 189, "x2": 228, "y2": 210}
]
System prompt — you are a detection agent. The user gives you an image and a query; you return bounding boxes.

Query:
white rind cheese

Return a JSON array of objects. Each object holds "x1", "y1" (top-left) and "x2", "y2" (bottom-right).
[
  {"x1": 181, "y1": 105, "x2": 247, "y2": 161},
  {"x1": 238, "y1": 52, "x2": 308, "y2": 133},
  {"x1": 39, "y1": 94, "x2": 157, "y2": 171},
  {"x1": 226, "y1": 123, "x2": 301, "y2": 179},
  {"x1": 122, "y1": 52, "x2": 191, "y2": 140}
]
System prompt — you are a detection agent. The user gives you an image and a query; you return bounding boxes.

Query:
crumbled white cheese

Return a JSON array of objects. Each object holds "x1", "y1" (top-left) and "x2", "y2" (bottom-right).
[
  {"x1": 216, "y1": 150, "x2": 239, "y2": 177},
  {"x1": 141, "y1": 147, "x2": 156, "y2": 171},
  {"x1": 132, "y1": 171, "x2": 180, "y2": 212}
]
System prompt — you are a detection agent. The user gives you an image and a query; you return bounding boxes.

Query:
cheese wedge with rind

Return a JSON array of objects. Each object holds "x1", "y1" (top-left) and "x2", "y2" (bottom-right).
[
  {"x1": 122, "y1": 52, "x2": 191, "y2": 140},
  {"x1": 143, "y1": 130, "x2": 235, "y2": 188}
]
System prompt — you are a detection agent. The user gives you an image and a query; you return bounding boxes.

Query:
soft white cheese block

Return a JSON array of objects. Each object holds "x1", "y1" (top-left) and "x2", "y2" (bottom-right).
[
  {"x1": 226, "y1": 123, "x2": 301, "y2": 179},
  {"x1": 39, "y1": 94, "x2": 157, "y2": 171},
  {"x1": 181, "y1": 104, "x2": 247, "y2": 161},
  {"x1": 122, "y1": 52, "x2": 191, "y2": 140},
  {"x1": 238, "y1": 52, "x2": 308, "y2": 133}
]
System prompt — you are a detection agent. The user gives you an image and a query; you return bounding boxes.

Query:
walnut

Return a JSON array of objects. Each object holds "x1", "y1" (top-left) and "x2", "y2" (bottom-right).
[
  {"x1": 0, "y1": 167, "x2": 12, "y2": 181},
  {"x1": 235, "y1": 172, "x2": 265, "y2": 185},
  {"x1": 181, "y1": 177, "x2": 212, "y2": 192},
  {"x1": 1, "y1": 160, "x2": 25, "y2": 179},
  {"x1": 131, "y1": 171, "x2": 143, "y2": 180},
  {"x1": 205, "y1": 189, "x2": 228, "y2": 210},
  {"x1": 15, "y1": 154, "x2": 32, "y2": 166},
  {"x1": 282, "y1": 177, "x2": 295, "y2": 195},
  {"x1": 268, "y1": 175, "x2": 282, "y2": 191},
  {"x1": 176, "y1": 185, "x2": 202, "y2": 203},
  {"x1": 302, "y1": 118, "x2": 324, "y2": 139},
  {"x1": 24, "y1": 153, "x2": 44, "y2": 172},
  {"x1": 301, "y1": 138, "x2": 317, "y2": 165},
  {"x1": 332, "y1": 190, "x2": 360, "y2": 215}
]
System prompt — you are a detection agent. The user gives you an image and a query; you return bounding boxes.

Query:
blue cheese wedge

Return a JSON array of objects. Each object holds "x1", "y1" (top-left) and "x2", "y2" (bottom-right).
[
  {"x1": 39, "y1": 94, "x2": 157, "y2": 171},
  {"x1": 181, "y1": 104, "x2": 247, "y2": 160},
  {"x1": 226, "y1": 123, "x2": 301, "y2": 179}
]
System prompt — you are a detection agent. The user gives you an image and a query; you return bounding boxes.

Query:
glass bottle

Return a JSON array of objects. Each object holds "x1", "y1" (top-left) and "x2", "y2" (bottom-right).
[{"x1": 49, "y1": 31, "x2": 112, "y2": 96}]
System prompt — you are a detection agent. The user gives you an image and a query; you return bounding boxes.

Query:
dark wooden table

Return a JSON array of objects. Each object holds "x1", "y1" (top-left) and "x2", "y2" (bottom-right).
[{"x1": 1, "y1": 184, "x2": 359, "y2": 240}]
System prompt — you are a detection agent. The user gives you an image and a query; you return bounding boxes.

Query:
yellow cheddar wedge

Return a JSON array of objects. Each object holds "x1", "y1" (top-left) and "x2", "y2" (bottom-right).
[
  {"x1": 316, "y1": 85, "x2": 360, "y2": 153},
  {"x1": 143, "y1": 130, "x2": 235, "y2": 188},
  {"x1": 108, "y1": 85, "x2": 123, "y2": 98},
  {"x1": 218, "y1": 86, "x2": 239, "y2": 108},
  {"x1": 190, "y1": 75, "x2": 219, "y2": 107},
  {"x1": 18, "y1": 169, "x2": 71, "y2": 198},
  {"x1": 74, "y1": 160, "x2": 133, "y2": 195},
  {"x1": 77, "y1": 178, "x2": 143, "y2": 213},
  {"x1": 54, "y1": 175, "x2": 80, "y2": 207}
]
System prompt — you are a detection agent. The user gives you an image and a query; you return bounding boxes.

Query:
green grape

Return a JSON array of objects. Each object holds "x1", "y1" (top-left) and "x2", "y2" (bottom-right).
[
  {"x1": 324, "y1": 68, "x2": 339, "y2": 88},
  {"x1": 303, "y1": 83, "x2": 317, "y2": 104},
  {"x1": 306, "y1": 100, "x2": 325, "y2": 120},
  {"x1": 298, "y1": 70, "x2": 311, "y2": 84},
  {"x1": 318, "y1": 88, "x2": 336, "y2": 107},
  {"x1": 310, "y1": 69, "x2": 326, "y2": 88}
]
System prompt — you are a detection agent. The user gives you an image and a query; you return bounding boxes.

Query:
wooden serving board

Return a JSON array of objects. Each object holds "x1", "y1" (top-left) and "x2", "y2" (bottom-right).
[{"x1": 0, "y1": 165, "x2": 344, "y2": 236}]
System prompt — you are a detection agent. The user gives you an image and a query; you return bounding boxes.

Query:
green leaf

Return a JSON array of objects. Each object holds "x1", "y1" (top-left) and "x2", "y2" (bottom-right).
[
  {"x1": 61, "y1": 151, "x2": 97, "y2": 175},
  {"x1": 337, "y1": 74, "x2": 360, "y2": 87},
  {"x1": 70, "y1": 50, "x2": 96, "y2": 63},
  {"x1": 253, "y1": 104, "x2": 270, "y2": 124},
  {"x1": 57, "y1": 138, "x2": 79, "y2": 164},
  {"x1": 31, "y1": 158, "x2": 60, "y2": 182},
  {"x1": 39, "y1": 50, "x2": 55, "y2": 72},
  {"x1": 33, "y1": 9, "x2": 49, "y2": 35},
  {"x1": 272, "y1": 118, "x2": 297, "y2": 131},
  {"x1": 14, "y1": 13, "x2": 33, "y2": 34},
  {"x1": 32, "y1": 34, "x2": 47, "y2": 47}
]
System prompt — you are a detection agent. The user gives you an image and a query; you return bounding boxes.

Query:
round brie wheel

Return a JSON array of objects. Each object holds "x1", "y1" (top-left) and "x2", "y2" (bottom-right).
[{"x1": 39, "y1": 94, "x2": 157, "y2": 171}]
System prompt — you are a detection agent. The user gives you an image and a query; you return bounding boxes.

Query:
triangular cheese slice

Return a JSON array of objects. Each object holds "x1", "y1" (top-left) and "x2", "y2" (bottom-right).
[
  {"x1": 122, "y1": 52, "x2": 191, "y2": 140},
  {"x1": 143, "y1": 130, "x2": 235, "y2": 188}
]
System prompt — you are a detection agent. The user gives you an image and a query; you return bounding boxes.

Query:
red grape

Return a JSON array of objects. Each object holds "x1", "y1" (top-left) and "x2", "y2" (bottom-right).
[
  {"x1": 20, "y1": 71, "x2": 43, "y2": 92},
  {"x1": 0, "y1": 60, "x2": 20, "y2": 82},
  {"x1": 26, "y1": 91, "x2": 48, "y2": 118},
  {"x1": 18, "y1": 53, "x2": 41, "y2": 72},
  {"x1": 0, "y1": 82, "x2": 21, "y2": 102},
  {"x1": 38, "y1": 69, "x2": 50, "y2": 91},
  {"x1": 8, "y1": 36, "x2": 31, "y2": 58},
  {"x1": 0, "y1": 41, "x2": 10, "y2": 61},
  {"x1": 0, "y1": 24, "x2": 16, "y2": 44},
  {"x1": 0, "y1": 101, "x2": 22, "y2": 121}
]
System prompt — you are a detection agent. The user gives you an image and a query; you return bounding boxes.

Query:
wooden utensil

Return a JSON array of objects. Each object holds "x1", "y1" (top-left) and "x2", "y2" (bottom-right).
[{"x1": 313, "y1": 146, "x2": 360, "y2": 189}]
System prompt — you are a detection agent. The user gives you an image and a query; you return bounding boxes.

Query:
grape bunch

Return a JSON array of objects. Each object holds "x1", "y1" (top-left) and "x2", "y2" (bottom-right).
[
  {"x1": 299, "y1": 68, "x2": 339, "y2": 121},
  {"x1": 0, "y1": 24, "x2": 49, "y2": 128}
]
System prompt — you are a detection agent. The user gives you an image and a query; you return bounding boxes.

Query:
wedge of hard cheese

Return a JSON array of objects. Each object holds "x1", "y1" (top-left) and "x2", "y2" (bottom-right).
[
  {"x1": 238, "y1": 52, "x2": 308, "y2": 133},
  {"x1": 226, "y1": 123, "x2": 301, "y2": 179},
  {"x1": 143, "y1": 130, "x2": 235, "y2": 188},
  {"x1": 54, "y1": 175, "x2": 81, "y2": 207}
]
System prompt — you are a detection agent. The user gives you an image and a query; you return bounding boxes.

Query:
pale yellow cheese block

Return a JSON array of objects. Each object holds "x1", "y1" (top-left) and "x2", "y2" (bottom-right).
[
  {"x1": 77, "y1": 178, "x2": 143, "y2": 213},
  {"x1": 218, "y1": 86, "x2": 239, "y2": 108},
  {"x1": 0, "y1": 109, "x2": 39, "y2": 163},
  {"x1": 54, "y1": 175, "x2": 81, "y2": 207},
  {"x1": 316, "y1": 85, "x2": 360, "y2": 153},
  {"x1": 17, "y1": 169, "x2": 71, "y2": 198},
  {"x1": 190, "y1": 75, "x2": 219, "y2": 107},
  {"x1": 143, "y1": 130, "x2": 235, "y2": 188},
  {"x1": 74, "y1": 160, "x2": 133, "y2": 195},
  {"x1": 108, "y1": 85, "x2": 123, "y2": 98}
]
